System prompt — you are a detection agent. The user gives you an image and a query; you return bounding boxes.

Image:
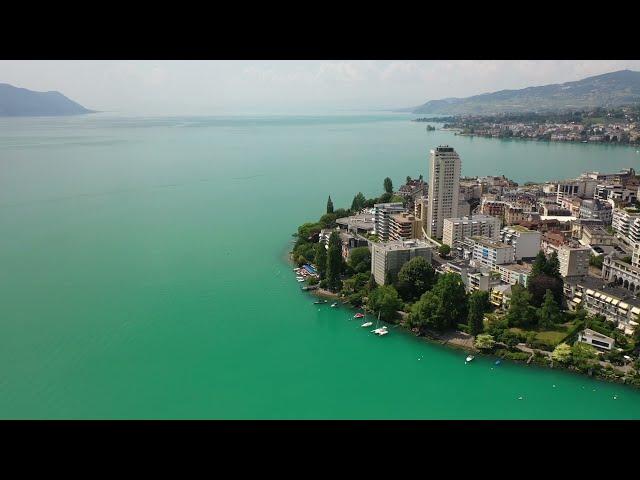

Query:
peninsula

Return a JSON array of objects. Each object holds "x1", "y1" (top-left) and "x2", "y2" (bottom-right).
[{"x1": 291, "y1": 146, "x2": 640, "y2": 387}]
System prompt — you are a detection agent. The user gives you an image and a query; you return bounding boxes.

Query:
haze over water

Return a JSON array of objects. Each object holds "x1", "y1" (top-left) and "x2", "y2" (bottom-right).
[{"x1": 1, "y1": 113, "x2": 640, "y2": 419}]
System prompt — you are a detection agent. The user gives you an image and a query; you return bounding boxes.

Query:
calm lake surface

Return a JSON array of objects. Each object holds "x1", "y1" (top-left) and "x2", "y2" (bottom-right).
[{"x1": 1, "y1": 113, "x2": 640, "y2": 419}]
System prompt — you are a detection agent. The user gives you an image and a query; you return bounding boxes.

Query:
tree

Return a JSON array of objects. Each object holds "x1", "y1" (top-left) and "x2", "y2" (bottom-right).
[
  {"x1": 438, "y1": 244, "x2": 451, "y2": 257},
  {"x1": 293, "y1": 242, "x2": 316, "y2": 264},
  {"x1": 505, "y1": 284, "x2": 536, "y2": 328},
  {"x1": 633, "y1": 313, "x2": 640, "y2": 344},
  {"x1": 378, "y1": 192, "x2": 393, "y2": 203},
  {"x1": 406, "y1": 176, "x2": 412, "y2": 184},
  {"x1": 326, "y1": 195, "x2": 334, "y2": 214},
  {"x1": 384, "y1": 177, "x2": 393, "y2": 194},
  {"x1": 571, "y1": 342, "x2": 598, "y2": 371},
  {"x1": 314, "y1": 243, "x2": 327, "y2": 279},
  {"x1": 552, "y1": 343, "x2": 572, "y2": 363},
  {"x1": 325, "y1": 231, "x2": 343, "y2": 291},
  {"x1": 396, "y1": 256, "x2": 436, "y2": 301},
  {"x1": 319, "y1": 213, "x2": 337, "y2": 228},
  {"x1": 347, "y1": 246, "x2": 371, "y2": 274},
  {"x1": 409, "y1": 290, "x2": 440, "y2": 329},
  {"x1": 468, "y1": 290, "x2": 490, "y2": 336},
  {"x1": 531, "y1": 251, "x2": 547, "y2": 276},
  {"x1": 390, "y1": 194, "x2": 406, "y2": 205},
  {"x1": 341, "y1": 273, "x2": 376, "y2": 307},
  {"x1": 474, "y1": 334, "x2": 495, "y2": 350},
  {"x1": 351, "y1": 192, "x2": 366, "y2": 212},
  {"x1": 590, "y1": 254, "x2": 604, "y2": 269},
  {"x1": 334, "y1": 208, "x2": 350, "y2": 219},
  {"x1": 367, "y1": 285, "x2": 403, "y2": 321},
  {"x1": 528, "y1": 273, "x2": 563, "y2": 307},
  {"x1": 297, "y1": 222, "x2": 322, "y2": 241},
  {"x1": 538, "y1": 289, "x2": 562, "y2": 329},
  {"x1": 528, "y1": 250, "x2": 563, "y2": 306},
  {"x1": 545, "y1": 251, "x2": 560, "y2": 277},
  {"x1": 409, "y1": 273, "x2": 467, "y2": 331}
]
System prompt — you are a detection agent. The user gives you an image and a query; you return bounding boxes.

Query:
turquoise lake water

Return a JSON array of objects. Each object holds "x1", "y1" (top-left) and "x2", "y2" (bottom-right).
[{"x1": 1, "y1": 113, "x2": 640, "y2": 419}]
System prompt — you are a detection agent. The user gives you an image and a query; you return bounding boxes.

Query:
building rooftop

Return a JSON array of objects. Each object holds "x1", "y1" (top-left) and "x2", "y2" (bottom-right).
[
  {"x1": 390, "y1": 212, "x2": 416, "y2": 223},
  {"x1": 582, "y1": 328, "x2": 615, "y2": 343},
  {"x1": 503, "y1": 225, "x2": 533, "y2": 233},
  {"x1": 492, "y1": 284, "x2": 512, "y2": 294},
  {"x1": 373, "y1": 202, "x2": 404, "y2": 209},
  {"x1": 583, "y1": 225, "x2": 613, "y2": 237},
  {"x1": 336, "y1": 214, "x2": 375, "y2": 232},
  {"x1": 469, "y1": 236, "x2": 512, "y2": 249},
  {"x1": 539, "y1": 215, "x2": 577, "y2": 222},
  {"x1": 374, "y1": 239, "x2": 432, "y2": 252},
  {"x1": 446, "y1": 215, "x2": 498, "y2": 224},
  {"x1": 498, "y1": 262, "x2": 532, "y2": 273}
]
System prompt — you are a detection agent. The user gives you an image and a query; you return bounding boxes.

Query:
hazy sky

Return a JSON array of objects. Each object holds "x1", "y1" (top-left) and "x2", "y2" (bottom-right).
[{"x1": 2, "y1": 60, "x2": 640, "y2": 115}]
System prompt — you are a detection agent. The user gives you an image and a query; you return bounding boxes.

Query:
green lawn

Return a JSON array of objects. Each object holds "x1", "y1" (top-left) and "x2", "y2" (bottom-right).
[
  {"x1": 509, "y1": 327, "x2": 566, "y2": 346},
  {"x1": 535, "y1": 330, "x2": 566, "y2": 345}
]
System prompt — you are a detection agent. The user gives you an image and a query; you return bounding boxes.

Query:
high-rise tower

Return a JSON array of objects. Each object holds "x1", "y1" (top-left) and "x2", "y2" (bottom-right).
[{"x1": 426, "y1": 145, "x2": 461, "y2": 240}]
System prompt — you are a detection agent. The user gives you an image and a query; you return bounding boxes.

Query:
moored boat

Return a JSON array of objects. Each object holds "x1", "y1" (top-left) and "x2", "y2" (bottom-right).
[
  {"x1": 353, "y1": 313, "x2": 365, "y2": 319},
  {"x1": 466, "y1": 355, "x2": 475, "y2": 363},
  {"x1": 361, "y1": 321, "x2": 373, "y2": 327}
]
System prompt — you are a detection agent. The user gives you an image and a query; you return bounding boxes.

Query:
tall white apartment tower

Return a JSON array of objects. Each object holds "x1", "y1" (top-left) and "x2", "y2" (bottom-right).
[{"x1": 426, "y1": 145, "x2": 461, "y2": 240}]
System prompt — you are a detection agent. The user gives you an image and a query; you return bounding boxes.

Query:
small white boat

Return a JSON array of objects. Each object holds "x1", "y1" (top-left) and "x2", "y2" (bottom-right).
[
  {"x1": 297, "y1": 278, "x2": 305, "y2": 282},
  {"x1": 372, "y1": 326, "x2": 388, "y2": 335},
  {"x1": 330, "y1": 302, "x2": 338, "y2": 308},
  {"x1": 361, "y1": 321, "x2": 373, "y2": 327},
  {"x1": 465, "y1": 355, "x2": 474, "y2": 363}
]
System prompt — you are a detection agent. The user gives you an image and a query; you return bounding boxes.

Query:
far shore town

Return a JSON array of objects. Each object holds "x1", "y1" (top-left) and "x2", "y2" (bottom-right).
[
  {"x1": 291, "y1": 145, "x2": 640, "y2": 386},
  {"x1": 414, "y1": 105, "x2": 640, "y2": 145}
]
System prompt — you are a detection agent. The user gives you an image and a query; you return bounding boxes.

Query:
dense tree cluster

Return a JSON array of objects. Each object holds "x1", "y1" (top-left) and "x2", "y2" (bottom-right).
[
  {"x1": 408, "y1": 273, "x2": 469, "y2": 331},
  {"x1": 528, "y1": 251, "x2": 563, "y2": 307}
]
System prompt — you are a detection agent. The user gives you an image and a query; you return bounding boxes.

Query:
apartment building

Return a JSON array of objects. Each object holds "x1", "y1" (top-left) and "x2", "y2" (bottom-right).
[
  {"x1": 469, "y1": 236, "x2": 515, "y2": 268},
  {"x1": 373, "y1": 202, "x2": 406, "y2": 241},
  {"x1": 557, "y1": 244, "x2": 591, "y2": 278},
  {"x1": 579, "y1": 198, "x2": 613, "y2": 225},
  {"x1": 442, "y1": 214, "x2": 501, "y2": 248},
  {"x1": 493, "y1": 262, "x2": 531, "y2": 288},
  {"x1": 388, "y1": 212, "x2": 420, "y2": 241},
  {"x1": 371, "y1": 239, "x2": 432, "y2": 285},
  {"x1": 565, "y1": 276, "x2": 640, "y2": 335},
  {"x1": 612, "y1": 207, "x2": 640, "y2": 244},
  {"x1": 499, "y1": 225, "x2": 542, "y2": 260}
]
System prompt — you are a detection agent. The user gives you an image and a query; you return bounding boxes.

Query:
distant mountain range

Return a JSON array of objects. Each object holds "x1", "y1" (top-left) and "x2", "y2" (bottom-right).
[
  {"x1": 0, "y1": 83, "x2": 94, "y2": 116},
  {"x1": 411, "y1": 70, "x2": 640, "y2": 115}
]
